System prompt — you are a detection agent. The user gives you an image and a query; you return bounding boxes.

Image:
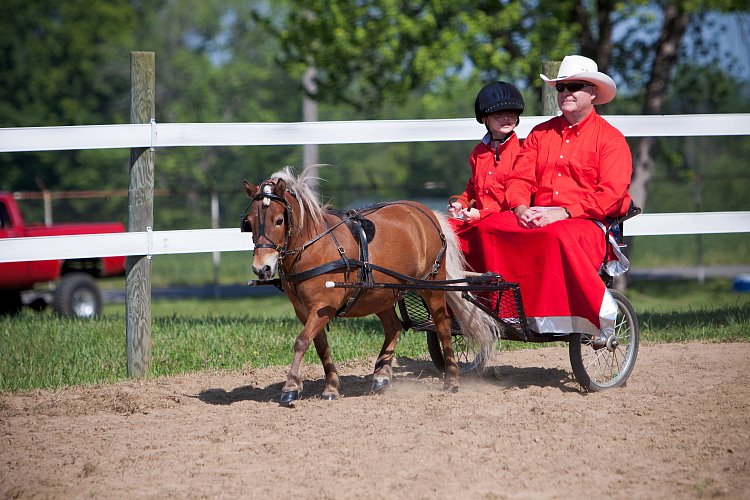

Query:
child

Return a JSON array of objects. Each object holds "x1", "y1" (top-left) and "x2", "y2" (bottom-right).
[{"x1": 448, "y1": 81, "x2": 524, "y2": 223}]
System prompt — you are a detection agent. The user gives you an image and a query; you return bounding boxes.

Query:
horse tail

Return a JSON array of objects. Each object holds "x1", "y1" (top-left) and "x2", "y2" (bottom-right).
[{"x1": 435, "y1": 212, "x2": 500, "y2": 368}]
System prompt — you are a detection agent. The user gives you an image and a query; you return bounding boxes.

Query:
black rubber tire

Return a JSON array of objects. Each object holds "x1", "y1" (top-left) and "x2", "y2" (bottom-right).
[
  {"x1": 426, "y1": 329, "x2": 487, "y2": 374},
  {"x1": 0, "y1": 290, "x2": 23, "y2": 316},
  {"x1": 569, "y1": 290, "x2": 639, "y2": 391},
  {"x1": 53, "y1": 273, "x2": 102, "y2": 318}
]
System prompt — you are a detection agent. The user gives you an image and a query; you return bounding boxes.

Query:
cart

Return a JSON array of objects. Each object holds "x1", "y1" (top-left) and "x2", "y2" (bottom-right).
[{"x1": 394, "y1": 272, "x2": 639, "y2": 392}]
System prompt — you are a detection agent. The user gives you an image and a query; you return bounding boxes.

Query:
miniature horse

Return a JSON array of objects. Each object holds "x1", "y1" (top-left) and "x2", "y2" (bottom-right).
[{"x1": 242, "y1": 167, "x2": 498, "y2": 404}]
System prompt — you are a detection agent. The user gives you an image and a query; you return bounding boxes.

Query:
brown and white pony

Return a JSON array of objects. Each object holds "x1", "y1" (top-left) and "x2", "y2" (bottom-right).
[{"x1": 242, "y1": 166, "x2": 498, "y2": 404}]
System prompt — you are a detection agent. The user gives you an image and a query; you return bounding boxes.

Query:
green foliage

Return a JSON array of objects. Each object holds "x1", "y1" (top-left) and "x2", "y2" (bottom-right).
[
  {"x1": 0, "y1": 0, "x2": 135, "y2": 127},
  {"x1": 0, "y1": 0, "x2": 136, "y2": 192},
  {"x1": 263, "y1": 0, "x2": 588, "y2": 110}
]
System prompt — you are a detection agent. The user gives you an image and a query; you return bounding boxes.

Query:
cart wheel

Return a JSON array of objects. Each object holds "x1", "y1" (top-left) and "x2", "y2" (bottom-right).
[
  {"x1": 426, "y1": 329, "x2": 487, "y2": 374},
  {"x1": 569, "y1": 290, "x2": 639, "y2": 391}
]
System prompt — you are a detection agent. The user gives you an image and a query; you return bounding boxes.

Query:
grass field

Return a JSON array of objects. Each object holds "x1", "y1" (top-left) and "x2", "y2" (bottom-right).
[{"x1": 2, "y1": 277, "x2": 748, "y2": 392}]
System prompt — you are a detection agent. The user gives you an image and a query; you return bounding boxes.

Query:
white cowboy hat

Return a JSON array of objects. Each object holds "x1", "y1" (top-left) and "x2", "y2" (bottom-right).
[{"x1": 540, "y1": 55, "x2": 617, "y2": 104}]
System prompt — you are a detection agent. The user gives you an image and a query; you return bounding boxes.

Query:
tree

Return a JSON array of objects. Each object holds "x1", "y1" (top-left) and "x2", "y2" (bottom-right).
[
  {"x1": 0, "y1": 0, "x2": 136, "y2": 196},
  {"x1": 259, "y1": 1, "x2": 748, "y2": 210},
  {"x1": 0, "y1": 0, "x2": 305, "y2": 228}
]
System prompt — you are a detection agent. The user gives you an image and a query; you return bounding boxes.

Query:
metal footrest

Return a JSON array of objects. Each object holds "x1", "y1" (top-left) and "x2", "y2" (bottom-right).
[
  {"x1": 397, "y1": 279, "x2": 529, "y2": 341},
  {"x1": 461, "y1": 284, "x2": 528, "y2": 341}
]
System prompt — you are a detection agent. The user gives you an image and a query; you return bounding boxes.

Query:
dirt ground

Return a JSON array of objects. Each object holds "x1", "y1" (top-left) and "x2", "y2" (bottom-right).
[{"x1": 2, "y1": 342, "x2": 749, "y2": 499}]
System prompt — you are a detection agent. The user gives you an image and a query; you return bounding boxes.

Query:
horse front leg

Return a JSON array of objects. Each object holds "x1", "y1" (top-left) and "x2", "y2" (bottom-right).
[
  {"x1": 313, "y1": 328, "x2": 341, "y2": 400},
  {"x1": 280, "y1": 309, "x2": 334, "y2": 405},
  {"x1": 424, "y1": 292, "x2": 459, "y2": 392},
  {"x1": 372, "y1": 308, "x2": 403, "y2": 393}
]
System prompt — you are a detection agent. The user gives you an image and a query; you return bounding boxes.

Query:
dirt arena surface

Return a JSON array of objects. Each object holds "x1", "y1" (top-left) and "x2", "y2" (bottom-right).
[{"x1": 2, "y1": 342, "x2": 749, "y2": 499}]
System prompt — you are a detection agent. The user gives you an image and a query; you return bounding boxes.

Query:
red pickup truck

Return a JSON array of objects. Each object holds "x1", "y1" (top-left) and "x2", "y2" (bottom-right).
[{"x1": 0, "y1": 192, "x2": 126, "y2": 317}]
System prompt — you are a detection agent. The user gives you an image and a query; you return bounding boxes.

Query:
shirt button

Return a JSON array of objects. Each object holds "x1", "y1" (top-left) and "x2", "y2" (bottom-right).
[
  {"x1": 557, "y1": 173, "x2": 562, "y2": 177},
  {"x1": 554, "y1": 191, "x2": 559, "y2": 195},
  {"x1": 565, "y1": 140, "x2": 570, "y2": 143},
  {"x1": 488, "y1": 171, "x2": 492, "y2": 175},
  {"x1": 559, "y1": 155, "x2": 564, "y2": 158}
]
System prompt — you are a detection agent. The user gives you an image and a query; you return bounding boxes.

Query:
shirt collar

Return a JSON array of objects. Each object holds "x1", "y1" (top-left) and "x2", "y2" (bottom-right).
[
  {"x1": 559, "y1": 109, "x2": 598, "y2": 132},
  {"x1": 482, "y1": 131, "x2": 515, "y2": 145}
]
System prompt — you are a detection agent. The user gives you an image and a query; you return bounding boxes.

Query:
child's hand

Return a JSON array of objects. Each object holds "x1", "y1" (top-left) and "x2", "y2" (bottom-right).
[{"x1": 448, "y1": 202, "x2": 465, "y2": 219}]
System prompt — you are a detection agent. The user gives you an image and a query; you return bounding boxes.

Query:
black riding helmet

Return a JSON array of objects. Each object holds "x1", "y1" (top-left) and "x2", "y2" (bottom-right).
[{"x1": 474, "y1": 81, "x2": 524, "y2": 124}]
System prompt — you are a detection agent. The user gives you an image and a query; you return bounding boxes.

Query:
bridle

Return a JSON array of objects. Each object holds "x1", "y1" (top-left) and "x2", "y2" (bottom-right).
[
  {"x1": 241, "y1": 180, "x2": 296, "y2": 255},
  {"x1": 242, "y1": 179, "x2": 356, "y2": 261}
]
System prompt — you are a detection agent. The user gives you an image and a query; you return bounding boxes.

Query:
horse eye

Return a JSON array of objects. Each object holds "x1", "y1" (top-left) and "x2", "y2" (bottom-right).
[
  {"x1": 274, "y1": 217, "x2": 284, "y2": 226},
  {"x1": 241, "y1": 218, "x2": 252, "y2": 233}
]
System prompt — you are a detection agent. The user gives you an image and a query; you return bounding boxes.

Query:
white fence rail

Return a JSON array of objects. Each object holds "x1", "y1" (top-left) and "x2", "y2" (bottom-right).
[
  {"x1": 1, "y1": 210, "x2": 749, "y2": 264},
  {"x1": 1, "y1": 114, "x2": 749, "y2": 265},
  {"x1": 1, "y1": 114, "x2": 750, "y2": 152}
]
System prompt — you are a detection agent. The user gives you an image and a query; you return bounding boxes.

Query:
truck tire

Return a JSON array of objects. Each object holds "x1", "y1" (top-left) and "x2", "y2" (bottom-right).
[
  {"x1": 0, "y1": 291, "x2": 23, "y2": 316},
  {"x1": 53, "y1": 273, "x2": 102, "y2": 318}
]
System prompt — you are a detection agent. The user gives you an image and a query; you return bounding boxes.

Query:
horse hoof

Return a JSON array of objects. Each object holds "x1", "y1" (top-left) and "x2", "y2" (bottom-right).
[
  {"x1": 371, "y1": 378, "x2": 390, "y2": 393},
  {"x1": 321, "y1": 393, "x2": 338, "y2": 401},
  {"x1": 445, "y1": 385, "x2": 459, "y2": 393},
  {"x1": 279, "y1": 390, "x2": 299, "y2": 405}
]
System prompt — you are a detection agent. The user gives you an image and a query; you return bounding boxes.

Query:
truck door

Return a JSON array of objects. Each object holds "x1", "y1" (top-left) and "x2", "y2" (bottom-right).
[{"x1": 0, "y1": 199, "x2": 31, "y2": 288}]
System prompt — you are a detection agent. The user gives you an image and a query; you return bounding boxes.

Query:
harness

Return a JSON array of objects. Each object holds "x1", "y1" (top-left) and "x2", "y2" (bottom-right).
[{"x1": 243, "y1": 182, "x2": 448, "y2": 316}]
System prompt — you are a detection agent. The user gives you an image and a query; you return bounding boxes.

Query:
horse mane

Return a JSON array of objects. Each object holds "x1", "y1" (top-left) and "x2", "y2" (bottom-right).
[{"x1": 269, "y1": 165, "x2": 328, "y2": 228}]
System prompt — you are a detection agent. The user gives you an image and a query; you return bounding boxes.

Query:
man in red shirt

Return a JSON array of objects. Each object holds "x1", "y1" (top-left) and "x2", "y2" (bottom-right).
[
  {"x1": 457, "y1": 55, "x2": 632, "y2": 343},
  {"x1": 507, "y1": 55, "x2": 632, "y2": 225}
]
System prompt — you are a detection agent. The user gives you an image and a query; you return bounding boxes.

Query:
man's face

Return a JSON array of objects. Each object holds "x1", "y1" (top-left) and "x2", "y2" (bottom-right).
[{"x1": 556, "y1": 81, "x2": 597, "y2": 115}]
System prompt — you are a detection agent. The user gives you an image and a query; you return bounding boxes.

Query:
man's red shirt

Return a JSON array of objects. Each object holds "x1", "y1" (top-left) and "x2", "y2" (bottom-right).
[{"x1": 505, "y1": 111, "x2": 632, "y2": 220}]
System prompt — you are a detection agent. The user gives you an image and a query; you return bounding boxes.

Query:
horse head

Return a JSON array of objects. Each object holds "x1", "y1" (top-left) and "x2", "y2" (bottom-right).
[{"x1": 242, "y1": 177, "x2": 292, "y2": 280}]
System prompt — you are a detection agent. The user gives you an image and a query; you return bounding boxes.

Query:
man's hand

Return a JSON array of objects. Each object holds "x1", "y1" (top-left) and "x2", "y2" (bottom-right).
[{"x1": 515, "y1": 206, "x2": 569, "y2": 228}]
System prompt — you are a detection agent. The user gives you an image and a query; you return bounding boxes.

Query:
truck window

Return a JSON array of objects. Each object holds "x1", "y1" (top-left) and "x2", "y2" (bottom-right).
[{"x1": 0, "y1": 202, "x2": 11, "y2": 229}]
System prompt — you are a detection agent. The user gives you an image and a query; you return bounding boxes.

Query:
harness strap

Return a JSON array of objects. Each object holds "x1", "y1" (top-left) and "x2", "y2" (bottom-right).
[
  {"x1": 335, "y1": 220, "x2": 372, "y2": 316},
  {"x1": 284, "y1": 257, "x2": 361, "y2": 283},
  {"x1": 283, "y1": 218, "x2": 347, "y2": 257}
]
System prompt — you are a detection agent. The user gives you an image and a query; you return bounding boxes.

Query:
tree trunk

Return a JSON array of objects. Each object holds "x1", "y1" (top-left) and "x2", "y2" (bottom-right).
[
  {"x1": 617, "y1": 5, "x2": 691, "y2": 291},
  {"x1": 631, "y1": 4, "x2": 691, "y2": 212}
]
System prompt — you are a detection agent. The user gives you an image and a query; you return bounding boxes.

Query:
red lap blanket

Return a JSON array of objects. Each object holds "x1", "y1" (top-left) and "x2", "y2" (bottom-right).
[{"x1": 450, "y1": 211, "x2": 617, "y2": 337}]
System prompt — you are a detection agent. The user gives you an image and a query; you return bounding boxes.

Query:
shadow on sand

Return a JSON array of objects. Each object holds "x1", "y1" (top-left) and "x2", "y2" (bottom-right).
[{"x1": 196, "y1": 354, "x2": 581, "y2": 405}]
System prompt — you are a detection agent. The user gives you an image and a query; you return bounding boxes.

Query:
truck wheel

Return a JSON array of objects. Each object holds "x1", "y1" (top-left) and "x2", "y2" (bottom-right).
[
  {"x1": 53, "y1": 273, "x2": 102, "y2": 318},
  {"x1": 0, "y1": 291, "x2": 23, "y2": 316}
]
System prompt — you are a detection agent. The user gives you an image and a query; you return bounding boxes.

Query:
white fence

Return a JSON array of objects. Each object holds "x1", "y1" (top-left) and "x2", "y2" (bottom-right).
[{"x1": 1, "y1": 114, "x2": 750, "y2": 264}]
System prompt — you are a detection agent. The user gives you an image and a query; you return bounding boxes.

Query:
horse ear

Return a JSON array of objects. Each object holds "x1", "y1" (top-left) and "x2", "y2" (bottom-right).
[
  {"x1": 243, "y1": 180, "x2": 258, "y2": 197},
  {"x1": 274, "y1": 179, "x2": 287, "y2": 196}
]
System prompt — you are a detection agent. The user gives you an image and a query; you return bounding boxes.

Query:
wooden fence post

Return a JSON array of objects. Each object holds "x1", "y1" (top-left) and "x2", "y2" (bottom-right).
[
  {"x1": 541, "y1": 60, "x2": 561, "y2": 116},
  {"x1": 126, "y1": 51, "x2": 155, "y2": 377}
]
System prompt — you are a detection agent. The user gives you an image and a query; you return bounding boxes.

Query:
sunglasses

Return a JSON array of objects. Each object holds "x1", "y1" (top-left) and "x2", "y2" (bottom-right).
[{"x1": 555, "y1": 82, "x2": 591, "y2": 93}]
